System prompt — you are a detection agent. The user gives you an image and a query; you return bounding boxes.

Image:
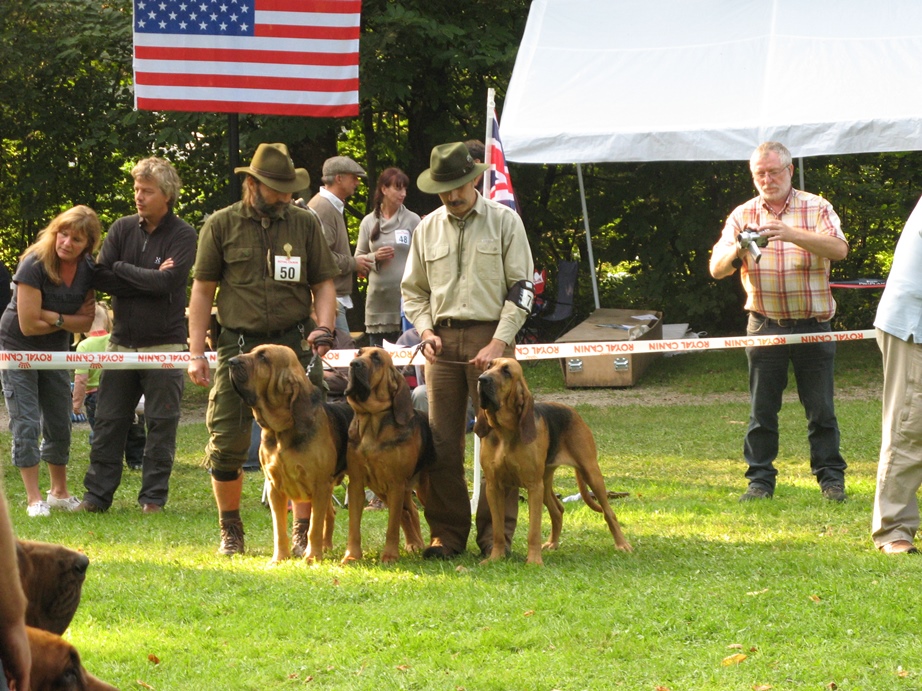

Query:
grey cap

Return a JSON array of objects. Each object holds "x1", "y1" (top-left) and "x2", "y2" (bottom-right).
[{"x1": 322, "y1": 156, "x2": 366, "y2": 177}]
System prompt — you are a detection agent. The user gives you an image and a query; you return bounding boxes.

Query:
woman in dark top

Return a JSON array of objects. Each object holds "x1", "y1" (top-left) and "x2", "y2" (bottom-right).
[{"x1": 0, "y1": 206, "x2": 100, "y2": 517}]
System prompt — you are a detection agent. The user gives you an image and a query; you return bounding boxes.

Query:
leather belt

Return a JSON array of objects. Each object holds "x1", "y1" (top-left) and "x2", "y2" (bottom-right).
[
  {"x1": 224, "y1": 323, "x2": 302, "y2": 340},
  {"x1": 751, "y1": 313, "x2": 823, "y2": 328},
  {"x1": 436, "y1": 318, "x2": 492, "y2": 329}
]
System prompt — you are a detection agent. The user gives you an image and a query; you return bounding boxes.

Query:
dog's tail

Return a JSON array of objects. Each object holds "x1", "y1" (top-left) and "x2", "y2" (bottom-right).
[{"x1": 575, "y1": 470, "x2": 604, "y2": 513}]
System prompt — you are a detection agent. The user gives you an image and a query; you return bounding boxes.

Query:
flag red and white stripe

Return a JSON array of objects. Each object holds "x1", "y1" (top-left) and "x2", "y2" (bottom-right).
[{"x1": 132, "y1": 0, "x2": 360, "y2": 117}]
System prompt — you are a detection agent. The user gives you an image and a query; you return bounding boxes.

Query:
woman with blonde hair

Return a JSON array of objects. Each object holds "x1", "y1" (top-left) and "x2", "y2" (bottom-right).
[{"x1": 0, "y1": 205, "x2": 100, "y2": 517}]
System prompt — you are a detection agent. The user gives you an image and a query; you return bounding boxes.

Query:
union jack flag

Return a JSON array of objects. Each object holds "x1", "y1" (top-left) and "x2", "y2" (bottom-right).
[
  {"x1": 132, "y1": 0, "x2": 360, "y2": 117},
  {"x1": 486, "y1": 107, "x2": 517, "y2": 212}
]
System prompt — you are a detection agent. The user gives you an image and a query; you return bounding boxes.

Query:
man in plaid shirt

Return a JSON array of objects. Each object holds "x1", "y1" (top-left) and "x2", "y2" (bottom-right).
[{"x1": 710, "y1": 141, "x2": 849, "y2": 503}]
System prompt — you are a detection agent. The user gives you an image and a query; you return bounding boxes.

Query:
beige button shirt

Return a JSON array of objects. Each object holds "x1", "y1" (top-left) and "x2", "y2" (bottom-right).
[{"x1": 401, "y1": 194, "x2": 534, "y2": 346}]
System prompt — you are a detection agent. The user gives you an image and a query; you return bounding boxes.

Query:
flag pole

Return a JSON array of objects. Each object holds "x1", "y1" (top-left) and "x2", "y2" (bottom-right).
[
  {"x1": 576, "y1": 163, "x2": 601, "y2": 310},
  {"x1": 471, "y1": 88, "x2": 494, "y2": 514},
  {"x1": 228, "y1": 113, "x2": 241, "y2": 203},
  {"x1": 482, "y1": 88, "x2": 494, "y2": 197}
]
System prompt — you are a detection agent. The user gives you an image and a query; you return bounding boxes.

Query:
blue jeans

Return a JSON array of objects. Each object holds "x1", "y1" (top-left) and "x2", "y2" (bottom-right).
[{"x1": 743, "y1": 313, "x2": 847, "y2": 492}]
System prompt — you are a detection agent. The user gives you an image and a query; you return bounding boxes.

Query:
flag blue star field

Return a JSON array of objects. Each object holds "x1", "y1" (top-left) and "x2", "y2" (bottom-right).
[{"x1": 132, "y1": 0, "x2": 360, "y2": 117}]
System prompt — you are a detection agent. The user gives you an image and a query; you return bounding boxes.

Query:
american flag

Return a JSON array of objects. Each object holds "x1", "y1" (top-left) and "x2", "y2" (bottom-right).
[
  {"x1": 486, "y1": 108, "x2": 517, "y2": 212},
  {"x1": 132, "y1": 0, "x2": 360, "y2": 117}
]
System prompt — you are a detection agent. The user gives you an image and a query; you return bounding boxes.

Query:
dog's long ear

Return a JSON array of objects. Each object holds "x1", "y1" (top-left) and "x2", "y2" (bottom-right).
[
  {"x1": 473, "y1": 410, "x2": 492, "y2": 438},
  {"x1": 516, "y1": 379, "x2": 537, "y2": 444},
  {"x1": 390, "y1": 369, "x2": 415, "y2": 426},
  {"x1": 287, "y1": 367, "x2": 314, "y2": 424}
]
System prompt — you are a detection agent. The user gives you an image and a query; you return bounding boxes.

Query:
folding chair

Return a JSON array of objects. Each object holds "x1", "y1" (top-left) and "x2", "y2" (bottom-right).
[{"x1": 533, "y1": 260, "x2": 579, "y2": 342}]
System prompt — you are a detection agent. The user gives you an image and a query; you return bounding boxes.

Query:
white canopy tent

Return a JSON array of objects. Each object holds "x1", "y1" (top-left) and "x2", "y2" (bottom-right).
[{"x1": 501, "y1": 0, "x2": 922, "y2": 306}]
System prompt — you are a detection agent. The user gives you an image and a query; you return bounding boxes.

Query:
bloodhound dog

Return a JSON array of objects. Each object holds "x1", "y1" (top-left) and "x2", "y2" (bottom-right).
[
  {"x1": 17, "y1": 540, "x2": 89, "y2": 635},
  {"x1": 475, "y1": 358, "x2": 633, "y2": 565},
  {"x1": 229, "y1": 344, "x2": 353, "y2": 563},
  {"x1": 342, "y1": 347, "x2": 433, "y2": 563},
  {"x1": 27, "y1": 626, "x2": 118, "y2": 690}
]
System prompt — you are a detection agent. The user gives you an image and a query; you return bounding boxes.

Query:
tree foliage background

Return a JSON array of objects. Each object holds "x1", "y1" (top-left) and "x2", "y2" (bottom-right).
[{"x1": 2, "y1": 0, "x2": 919, "y2": 335}]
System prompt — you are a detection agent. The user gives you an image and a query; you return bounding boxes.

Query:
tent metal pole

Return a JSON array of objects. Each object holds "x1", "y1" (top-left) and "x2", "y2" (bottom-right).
[
  {"x1": 576, "y1": 163, "x2": 601, "y2": 310},
  {"x1": 798, "y1": 157, "x2": 805, "y2": 190}
]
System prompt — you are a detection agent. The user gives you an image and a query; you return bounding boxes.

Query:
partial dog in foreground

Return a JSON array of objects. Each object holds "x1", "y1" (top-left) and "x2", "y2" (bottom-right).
[
  {"x1": 17, "y1": 540, "x2": 89, "y2": 635},
  {"x1": 16, "y1": 541, "x2": 117, "y2": 688},
  {"x1": 475, "y1": 358, "x2": 633, "y2": 565},
  {"x1": 343, "y1": 347, "x2": 433, "y2": 563},
  {"x1": 28, "y1": 626, "x2": 118, "y2": 690},
  {"x1": 230, "y1": 344, "x2": 353, "y2": 563}
]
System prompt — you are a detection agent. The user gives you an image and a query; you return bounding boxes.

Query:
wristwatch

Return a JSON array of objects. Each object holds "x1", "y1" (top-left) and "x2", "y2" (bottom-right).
[{"x1": 54, "y1": 313, "x2": 64, "y2": 328}]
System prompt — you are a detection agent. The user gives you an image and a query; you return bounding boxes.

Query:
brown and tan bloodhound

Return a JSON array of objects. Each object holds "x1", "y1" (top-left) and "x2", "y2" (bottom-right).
[
  {"x1": 475, "y1": 357, "x2": 633, "y2": 565},
  {"x1": 17, "y1": 540, "x2": 89, "y2": 635},
  {"x1": 342, "y1": 347, "x2": 433, "y2": 563},
  {"x1": 230, "y1": 344, "x2": 353, "y2": 563},
  {"x1": 27, "y1": 626, "x2": 118, "y2": 690}
]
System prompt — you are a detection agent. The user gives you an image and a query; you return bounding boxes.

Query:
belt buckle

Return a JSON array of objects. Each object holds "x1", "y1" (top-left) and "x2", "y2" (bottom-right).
[
  {"x1": 775, "y1": 318, "x2": 793, "y2": 327},
  {"x1": 440, "y1": 318, "x2": 453, "y2": 328}
]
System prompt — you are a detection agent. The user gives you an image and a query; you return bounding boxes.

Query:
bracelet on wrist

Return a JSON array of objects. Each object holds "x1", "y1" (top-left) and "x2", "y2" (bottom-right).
[{"x1": 189, "y1": 355, "x2": 208, "y2": 361}]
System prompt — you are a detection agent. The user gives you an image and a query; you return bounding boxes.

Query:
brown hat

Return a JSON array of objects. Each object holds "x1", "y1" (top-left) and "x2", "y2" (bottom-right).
[
  {"x1": 417, "y1": 142, "x2": 489, "y2": 194},
  {"x1": 234, "y1": 143, "x2": 310, "y2": 194},
  {"x1": 322, "y1": 156, "x2": 366, "y2": 178}
]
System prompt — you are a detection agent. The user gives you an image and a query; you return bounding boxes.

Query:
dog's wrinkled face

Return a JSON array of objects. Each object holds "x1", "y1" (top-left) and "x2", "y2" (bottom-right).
[
  {"x1": 28, "y1": 626, "x2": 119, "y2": 691},
  {"x1": 475, "y1": 357, "x2": 536, "y2": 443},
  {"x1": 17, "y1": 540, "x2": 89, "y2": 636},
  {"x1": 477, "y1": 357, "x2": 524, "y2": 412},
  {"x1": 230, "y1": 344, "x2": 310, "y2": 431},
  {"x1": 346, "y1": 347, "x2": 415, "y2": 424}
]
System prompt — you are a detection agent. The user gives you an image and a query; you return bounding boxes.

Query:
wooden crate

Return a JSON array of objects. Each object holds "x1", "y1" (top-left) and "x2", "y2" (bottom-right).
[{"x1": 556, "y1": 308, "x2": 663, "y2": 388}]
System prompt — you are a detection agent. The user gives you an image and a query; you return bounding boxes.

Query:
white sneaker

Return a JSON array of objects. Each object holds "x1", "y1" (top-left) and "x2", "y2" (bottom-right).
[
  {"x1": 46, "y1": 492, "x2": 81, "y2": 511},
  {"x1": 27, "y1": 501, "x2": 51, "y2": 518}
]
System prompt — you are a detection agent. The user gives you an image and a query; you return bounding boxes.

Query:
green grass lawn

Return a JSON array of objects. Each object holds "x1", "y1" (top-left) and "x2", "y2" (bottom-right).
[{"x1": 4, "y1": 340, "x2": 915, "y2": 690}]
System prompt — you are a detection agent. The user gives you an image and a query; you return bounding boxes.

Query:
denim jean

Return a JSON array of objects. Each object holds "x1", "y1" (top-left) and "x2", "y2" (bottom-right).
[{"x1": 743, "y1": 313, "x2": 847, "y2": 492}]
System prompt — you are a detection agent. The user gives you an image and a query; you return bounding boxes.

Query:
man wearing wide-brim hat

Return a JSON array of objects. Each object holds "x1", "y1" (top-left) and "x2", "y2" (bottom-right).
[
  {"x1": 402, "y1": 141, "x2": 535, "y2": 559},
  {"x1": 187, "y1": 142, "x2": 340, "y2": 556}
]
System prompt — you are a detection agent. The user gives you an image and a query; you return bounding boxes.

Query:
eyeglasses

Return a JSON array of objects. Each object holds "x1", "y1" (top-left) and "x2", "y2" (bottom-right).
[{"x1": 752, "y1": 166, "x2": 790, "y2": 180}]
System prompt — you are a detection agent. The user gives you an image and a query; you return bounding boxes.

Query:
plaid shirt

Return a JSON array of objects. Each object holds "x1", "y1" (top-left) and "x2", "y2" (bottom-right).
[{"x1": 719, "y1": 189, "x2": 847, "y2": 321}]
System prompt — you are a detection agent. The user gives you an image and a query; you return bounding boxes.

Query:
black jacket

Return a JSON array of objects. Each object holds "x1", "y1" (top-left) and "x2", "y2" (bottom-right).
[{"x1": 93, "y1": 212, "x2": 197, "y2": 348}]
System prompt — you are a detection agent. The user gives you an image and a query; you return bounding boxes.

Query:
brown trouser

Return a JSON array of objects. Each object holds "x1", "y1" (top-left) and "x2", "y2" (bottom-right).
[{"x1": 424, "y1": 321, "x2": 518, "y2": 555}]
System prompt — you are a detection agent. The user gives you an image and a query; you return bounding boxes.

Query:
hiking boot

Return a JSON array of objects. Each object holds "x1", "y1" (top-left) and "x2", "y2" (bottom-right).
[
  {"x1": 218, "y1": 518, "x2": 245, "y2": 556},
  {"x1": 291, "y1": 519, "x2": 310, "y2": 558},
  {"x1": 423, "y1": 539, "x2": 462, "y2": 560},
  {"x1": 822, "y1": 484, "x2": 847, "y2": 503},
  {"x1": 739, "y1": 486, "x2": 773, "y2": 502}
]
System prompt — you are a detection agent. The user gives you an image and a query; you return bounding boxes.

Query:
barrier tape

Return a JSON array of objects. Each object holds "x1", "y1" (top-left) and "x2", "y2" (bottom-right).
[{"x1": 0, "y1": 328, "x2": 876, "y2": 370}]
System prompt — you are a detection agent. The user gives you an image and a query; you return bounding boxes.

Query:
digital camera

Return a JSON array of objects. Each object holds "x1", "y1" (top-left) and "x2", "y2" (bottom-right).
[{"x1": 737, "y1": 228, "x2": 768, "y2": 263}]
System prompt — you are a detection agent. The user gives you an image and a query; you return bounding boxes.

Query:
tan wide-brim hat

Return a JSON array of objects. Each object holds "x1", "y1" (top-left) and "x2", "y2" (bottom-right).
[
  {"x1": 234, "y1": 143, "x2": 310, "y2": 194},
  {"x1": 417, "y1": 142, "x2": 489, "y2": 194}
]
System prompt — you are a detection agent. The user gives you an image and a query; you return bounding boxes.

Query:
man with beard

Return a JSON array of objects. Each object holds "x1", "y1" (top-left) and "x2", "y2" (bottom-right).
[{"x1": 186, "y1": 143, "x2": 339, "y2": 556}]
